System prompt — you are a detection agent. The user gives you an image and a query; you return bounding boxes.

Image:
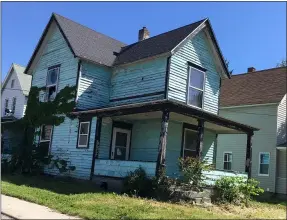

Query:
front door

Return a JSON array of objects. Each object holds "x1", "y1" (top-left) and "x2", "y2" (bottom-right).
[{"x1": 111, "y1": 128, "x2": 131, "y2": 160}]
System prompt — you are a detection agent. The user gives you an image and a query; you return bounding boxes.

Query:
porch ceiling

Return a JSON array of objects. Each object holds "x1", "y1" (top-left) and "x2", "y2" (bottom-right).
[{"x1": 73, "y1": 100, "x2": 259, "y2": 134}]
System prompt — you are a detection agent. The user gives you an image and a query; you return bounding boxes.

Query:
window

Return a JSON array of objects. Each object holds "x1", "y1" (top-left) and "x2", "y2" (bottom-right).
[
  {"x1": 46, "y1": 66, "x2": 60, "y2": 101},
  {"x1": 183, "y1": 128, "x2": 198, "y2": 158},
  {"x1": 40, "y1": 125, "x2": 53, "y2": 142},
  {"x1": 11, "y1": 97, "x2": 16, "y2": 113},
  {"x1": 11, "y1": 79, "x2": 15, "y2": 88},
  {"x1": 223, "y1": 152, "x2": 232, "y2": 170},
  {"x1": 259, "y1": 152, "x2": 270, "y2": 176},
  {"x1": 187, "y1": 66, "x2": 205, "y2": 108},
  {"x1": 77, "y1": 122, "x2": 90, "y2": 148},
  {"x1": 111, "y1": 128, "x2": 131, "y2": 160}
]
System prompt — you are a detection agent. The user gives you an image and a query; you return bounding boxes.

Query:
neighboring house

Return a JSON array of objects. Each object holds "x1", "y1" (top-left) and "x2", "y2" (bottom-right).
[
  {"x1": 24, "y1": 13, "x2": 258, "y2": 184},
  {"x1": 1, "y1": 63, "x2": 31, "y2": 154},
  {"x1": 216, "y1": 67, "x2": 287, "y2": 195},
  {"x1": 1, "y1": 63, "x2": 31, "y2": 119}
]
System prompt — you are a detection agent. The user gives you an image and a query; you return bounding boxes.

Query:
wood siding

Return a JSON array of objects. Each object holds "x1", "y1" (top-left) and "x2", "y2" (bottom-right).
[
  {"x1": 45, "y1": 117, "x2": 97, "y2": 179},
  {"x1": 1, "y1": 70, "x2": 26, "y2": 118},
  {"x1": 277, "y1": 94, "x2": 286, "y2": 146},
  {"x1": 77, "y1": 61, "x2": 112, "y2": 110},
  {"x1": 109, "y1": 57, "x2": 167, "y2": 106},
  {"x1": 217, "y1": 105, "x2": 278, "y2": 192},
  {"x1": 276, "y1": 149, "x2": 286, "y2": 194},
  {"x1": 168, "y1": 31, "x2": 220, "y2": 114}
]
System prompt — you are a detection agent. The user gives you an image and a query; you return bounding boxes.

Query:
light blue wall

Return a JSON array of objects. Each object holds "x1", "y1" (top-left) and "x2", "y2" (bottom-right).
[
  {"x1": 168, "y1": 31, "x2": 221, "y2": 114},
  {"x1": 98, "y1": 117, "x2": 113, "y2": 159},
  {"x1": 45, "y1": 117, "x2": 97, "y2": 179},
  {"x1": 77, "y1": 61, "x2": 112, "y2": 110},
  {"x1": 109, "y1": 57, "x2": 167, "y2": 106}
]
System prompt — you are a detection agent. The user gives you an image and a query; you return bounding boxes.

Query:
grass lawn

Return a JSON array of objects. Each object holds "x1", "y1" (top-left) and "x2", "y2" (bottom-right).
[{"x1": 2, "y1": 175, "x2": 286, "y2": 219}]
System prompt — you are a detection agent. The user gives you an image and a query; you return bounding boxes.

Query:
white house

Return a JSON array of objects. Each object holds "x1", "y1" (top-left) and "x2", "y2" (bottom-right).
[{"x1": 1, "y1": 63, "x2": 31, "y2": 119}]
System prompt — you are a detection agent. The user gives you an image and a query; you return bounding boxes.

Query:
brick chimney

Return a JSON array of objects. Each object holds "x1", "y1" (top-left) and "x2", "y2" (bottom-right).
[
  {"x1": 247, "y1": 67, "x2": 256, "y2": 73},
  {"x1": 138, "y1": 27, "x2": 150, "y2": 41}
]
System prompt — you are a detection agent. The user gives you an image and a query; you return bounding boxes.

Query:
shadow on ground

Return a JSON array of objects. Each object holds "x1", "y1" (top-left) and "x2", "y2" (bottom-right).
[{"x1": 2, "y1": 174, "x2": 104, "y2": 195}]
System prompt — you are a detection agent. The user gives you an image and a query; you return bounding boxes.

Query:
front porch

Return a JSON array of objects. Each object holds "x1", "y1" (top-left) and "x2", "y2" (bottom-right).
[{"x1": 74, "y1": 100, "x2": 259, "y2": 183}]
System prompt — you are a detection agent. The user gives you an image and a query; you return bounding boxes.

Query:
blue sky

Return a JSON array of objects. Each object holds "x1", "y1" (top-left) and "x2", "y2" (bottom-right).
[{"x1": 2, "y1": 2, "x2": 286, "y2": 80}]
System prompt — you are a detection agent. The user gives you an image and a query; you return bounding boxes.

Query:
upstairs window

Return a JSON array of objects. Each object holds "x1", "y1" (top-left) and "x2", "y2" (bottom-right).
[
  {"x1": 223, "y1": 152, "x2": 232, "y2": 170},
  {"x1": 11, "y1": 79, "x2": 15, "y2": 88},
  {"x1": 187, "y1": 65, "x2": 205, "y2": 108},
  {"x1": 5, "y1": 99, "x2": 9, "y2": 109},
  {"x1": 11, "y1": 97, "x2": 16, "y2": 113},
  {"x1": 259, "y1": 152, "x2": 270, "y2": 176},
  {"x1": 46, "y1": 66, "x2": 60, "y2": 101}
]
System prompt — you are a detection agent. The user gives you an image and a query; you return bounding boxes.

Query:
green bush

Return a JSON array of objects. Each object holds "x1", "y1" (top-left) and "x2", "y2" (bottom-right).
[
  {"x1": 178, "y1": 157, "x2": 212, "y2": 188},
  {"x1": 123, "y1": 167, "x2": 153, "y2": 197},
  {"x1": 215, "y1": 176, "x2": 264, "y2": 206}
]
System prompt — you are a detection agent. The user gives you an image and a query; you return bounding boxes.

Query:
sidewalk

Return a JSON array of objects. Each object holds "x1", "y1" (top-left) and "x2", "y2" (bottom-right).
[{"x1": 1, "y1": 195, "x2": 80, "y2": 219}]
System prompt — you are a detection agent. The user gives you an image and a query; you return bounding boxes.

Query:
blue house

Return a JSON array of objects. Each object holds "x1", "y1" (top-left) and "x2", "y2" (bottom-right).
[{"x1": 24, "y1": 13, "x2": 258, "y2": 183}]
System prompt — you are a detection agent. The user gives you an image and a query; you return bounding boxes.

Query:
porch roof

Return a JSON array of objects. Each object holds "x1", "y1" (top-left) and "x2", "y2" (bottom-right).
[{"x1": 72, "y1": 100, "x2": 259, "y2": 134}]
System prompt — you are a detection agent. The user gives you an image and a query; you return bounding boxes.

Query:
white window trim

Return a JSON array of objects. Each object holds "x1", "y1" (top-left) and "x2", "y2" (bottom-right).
[
  {"x1": 111, "y1": 127, "x2": 131, "y2": 160},
  {"x1": 187, "y1": 66, "x2": 206, "y2": 109},
  {"x1": 258, "y1": 152, "x2": 270, "y2": 176},
  {"x1": 182, "y1": 128, "x2": 198, "y2": 157},
  {"x1": 45, "y1": 66, "x2": 60, "y2": 101},
  {"x1": 40, "y1": 125, "x2": 53, "y2": 143},
  {"x1": 223, "y1": 151, "x2": 232, "y2": 170},
  {"x1": 77, "y1": 121, "x2": 90, "y2": 148}
]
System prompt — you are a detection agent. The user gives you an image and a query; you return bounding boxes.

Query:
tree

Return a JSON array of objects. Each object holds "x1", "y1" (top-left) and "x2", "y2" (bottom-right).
[
  {"x1": 225, "y1": 59, "x2": 233, "y2": 75},
  {"x1": 276, "y1": 59, "x2": 287, "y2": 67}
]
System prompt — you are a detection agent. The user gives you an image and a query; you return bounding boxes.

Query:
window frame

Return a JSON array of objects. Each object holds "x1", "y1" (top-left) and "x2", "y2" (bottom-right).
[
  {"x1": 223, "y1": 152, "x2": 233, "y2": 171},
  {"x1": 45, "y1": 65, "x2": 60, "y2": 102},
  {"x1": 77, "y1": 121, "x2": 91, "y2": 148},
  {"x1": 182, "y1": 125, "x2": 198, "y2": 158},
  {"x1": 4, "y1": 99, "x2": 9, "y2": 109},
  {"x1": 11, "y1": 79, "x2": 15, "y2": 88},
  {"x1": 258, "y1": 152, "x2": 270, "y2": 176},
  {"x1": 39, "y1": 125, "x2": 53, "y2": 143},
  {"x1": 111, "y1": 127, "x2": 131, "y2": 160},
  {"x1": 187, "y1": 65, "x2": 206, "y2": 109},
  {"x1": 11, "y1": 97, "x2": 16, "y2": 113}
]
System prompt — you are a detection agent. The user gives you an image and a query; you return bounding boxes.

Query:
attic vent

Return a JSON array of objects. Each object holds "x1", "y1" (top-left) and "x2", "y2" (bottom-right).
[{"x1": 138, "y1": 27, "x2": 150, "y2": 41}]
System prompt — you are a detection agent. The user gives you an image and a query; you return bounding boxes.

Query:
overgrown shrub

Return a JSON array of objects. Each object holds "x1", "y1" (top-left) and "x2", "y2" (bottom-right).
[
  {"x1": 215, "y1": 176, "x2": 264, "y2": 206},
  {"x1": 178, "y1": 157, "x2": 212, "y2": 188},
  {"x1": 123, "y1": 167, "x2": 153, "y2": 197}
]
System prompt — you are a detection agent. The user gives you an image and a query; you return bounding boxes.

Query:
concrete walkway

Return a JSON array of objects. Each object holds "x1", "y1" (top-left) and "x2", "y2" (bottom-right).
[{"x1": 1, "y1": 195, "x2": 80, "y2": 219}]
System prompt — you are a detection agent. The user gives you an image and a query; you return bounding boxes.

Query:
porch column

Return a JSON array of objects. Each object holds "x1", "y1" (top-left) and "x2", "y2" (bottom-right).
[
  {"x1": 155, "y1": 109, "x2": 170, "y2": 177},
  {"x1": 196, "y1": 119, "x2": 204, "y2": 160},
  {"x1": 245, "y1": 132, "x2": 253, "y2": 178}
]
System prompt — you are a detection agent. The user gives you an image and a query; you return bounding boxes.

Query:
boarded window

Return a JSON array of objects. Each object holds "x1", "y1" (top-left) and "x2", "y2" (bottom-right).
[
  {"x1": 11, "y1": 97, "x2": 16, "y2": 113},
  {"x1": 11, "y1": 79, "x2": 15, "y2": 88}
]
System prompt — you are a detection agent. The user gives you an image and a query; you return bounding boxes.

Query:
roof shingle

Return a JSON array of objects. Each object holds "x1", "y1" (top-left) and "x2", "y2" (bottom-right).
[{"x1": 220, "y1": 67, "x2": 287, "y2": 107}]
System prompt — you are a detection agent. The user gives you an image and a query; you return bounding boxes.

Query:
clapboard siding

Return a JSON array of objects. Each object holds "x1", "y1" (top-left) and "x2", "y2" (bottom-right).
[
  {"x1": 45, "y1": 117, "x2": 97, "y2": 179},
  {"x1": 77, "y1": 61, "x2": 112, "y2": 110},
  {"x1": 168, "y1": 31, "x2": 220, "y2": 114},
  {"x1": 109, "y1": 57, "x2": 167, "y2": 106},
  {"x1": 31, "y1": 24, "x2": 78, "y2": 92},
  {"x1": 277, "y1": 94, "x2": 286, "y2": 146},
  {"x1": 217, "y1": 105, "x2": 278, "y2": 192},
  {"x1": 98, "y1": 117, "x2": 113, "y2": 159},
  {"x1": 130, "y1": 119, "x2": 161, "y2": 162},
  {"x1": 276, "y1": 149, "x2": 287, "y2": 194}
]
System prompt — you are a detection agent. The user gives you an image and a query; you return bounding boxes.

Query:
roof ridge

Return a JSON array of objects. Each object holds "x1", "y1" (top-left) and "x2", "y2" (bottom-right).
[
  {"x1": 231, "y1": 66, "x2": 287, "y2": 77},
  {"x1": 121, "y1": 18, "x2": 207, "y2": 50},
  {"x1": 53, "y1": 12, "x2": 126, "y2": 46}
]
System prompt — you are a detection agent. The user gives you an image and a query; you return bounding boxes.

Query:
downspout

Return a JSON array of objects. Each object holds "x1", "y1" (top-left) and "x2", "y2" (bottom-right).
[{"x1": 164, "y1": 56, "x2": 171, "y2": 99}]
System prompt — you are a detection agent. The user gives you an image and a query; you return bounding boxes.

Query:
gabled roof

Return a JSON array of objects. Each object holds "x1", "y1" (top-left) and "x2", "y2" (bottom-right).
[
  {"x1": 25, "y1": 13, "x2": 229, "y2": 78},
  {"x1": 2, "y1": 63, "x2": 31, "y2": 96},
  {"x1": 114, "y1": 19, "x2": 205, "y2": 65},
  {"x1": 220, "y1": 67, "x2": 287, "y2": 107}
]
